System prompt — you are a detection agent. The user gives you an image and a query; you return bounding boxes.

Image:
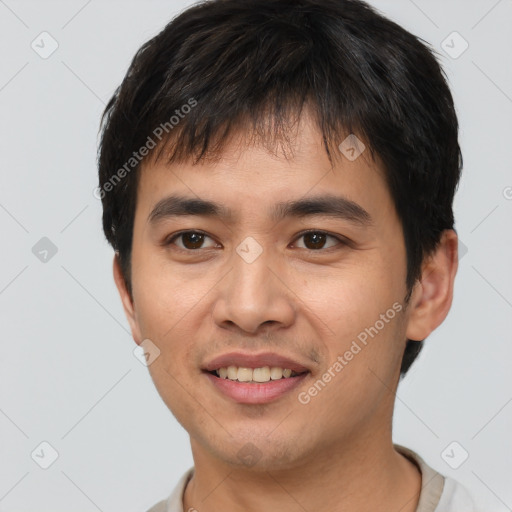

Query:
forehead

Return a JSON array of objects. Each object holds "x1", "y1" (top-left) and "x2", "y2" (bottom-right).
[{"x1": 135, "y1": 115, "x2": 392, "y2": 227}]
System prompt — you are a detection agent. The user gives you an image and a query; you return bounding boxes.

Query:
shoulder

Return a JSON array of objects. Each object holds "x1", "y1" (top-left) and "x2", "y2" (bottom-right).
[
  {"x1": 394, "y1": 444, "x2": 477, "y2": 512},
  {"x1": 144, "y1": 467, "x2": 194, "y2": 512},
  {"x1": 145, "y1": 500, "x2": 168, "y2": 512},
  {"x1": 435, "y1": 475, "x2": 477, "y2": 512}
]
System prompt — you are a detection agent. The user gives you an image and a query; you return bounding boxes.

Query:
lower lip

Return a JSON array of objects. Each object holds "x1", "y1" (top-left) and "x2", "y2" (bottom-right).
[{"x1": 204, "y1": 371, "x2": 309, "y2": 404}]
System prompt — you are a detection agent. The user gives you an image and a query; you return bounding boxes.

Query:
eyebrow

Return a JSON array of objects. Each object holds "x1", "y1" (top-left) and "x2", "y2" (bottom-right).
[{"x1": 148, "y1": 194, "x2": 373, "y2": 226}]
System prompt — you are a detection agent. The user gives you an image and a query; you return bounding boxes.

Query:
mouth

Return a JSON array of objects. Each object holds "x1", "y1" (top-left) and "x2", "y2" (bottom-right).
[
  {"x1": 204, "y1": 366, "x2": 308, "y2": 383},
  {"x1": 201, "y1": 352, "x2": 311, "y2": 404}
]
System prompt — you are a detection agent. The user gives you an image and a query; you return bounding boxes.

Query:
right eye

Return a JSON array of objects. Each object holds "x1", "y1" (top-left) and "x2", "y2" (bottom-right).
[{"x1": 164, "y1": 230, "x2": 219, "y2": 251}]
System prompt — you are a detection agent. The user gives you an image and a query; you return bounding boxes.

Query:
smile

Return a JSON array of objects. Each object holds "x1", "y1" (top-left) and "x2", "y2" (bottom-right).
[
  {"x1": 211, "y1": 365, "x2": 304, "y2": 383},
  {"x1": 204, "y1": 367, "x2": 309, "y2": 404}
]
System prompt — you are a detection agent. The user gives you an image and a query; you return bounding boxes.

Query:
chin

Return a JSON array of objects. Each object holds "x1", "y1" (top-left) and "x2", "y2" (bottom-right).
[{"x1": 199, "y1": 429, "x2": 313, "y2": 472}]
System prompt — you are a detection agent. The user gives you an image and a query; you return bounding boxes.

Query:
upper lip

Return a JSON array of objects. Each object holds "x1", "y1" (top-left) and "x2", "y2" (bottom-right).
[{"x1": 202, "y1": 351, "x2": 310, "y2": 373}]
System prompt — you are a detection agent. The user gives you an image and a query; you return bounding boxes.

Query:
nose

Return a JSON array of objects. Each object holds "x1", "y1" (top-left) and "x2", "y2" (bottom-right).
[{"x1": 211, "y1": 245, "x2": 296, "y2": 335}]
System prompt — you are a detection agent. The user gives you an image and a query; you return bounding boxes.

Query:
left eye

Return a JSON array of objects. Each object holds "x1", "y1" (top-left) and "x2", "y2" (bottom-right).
[{"x1": 293, "y1": 231, "x2": 342, "y2": 250}]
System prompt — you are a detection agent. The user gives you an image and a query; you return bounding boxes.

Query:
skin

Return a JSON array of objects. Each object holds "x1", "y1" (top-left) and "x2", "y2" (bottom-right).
[{"x1": 113, "y1": 111, "x2": 459, "y2": 511}]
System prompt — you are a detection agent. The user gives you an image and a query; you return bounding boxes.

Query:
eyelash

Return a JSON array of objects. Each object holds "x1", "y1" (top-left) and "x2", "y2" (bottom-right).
[{"x1": 163, "y1": 229, "x2": 348, "y2": 252}]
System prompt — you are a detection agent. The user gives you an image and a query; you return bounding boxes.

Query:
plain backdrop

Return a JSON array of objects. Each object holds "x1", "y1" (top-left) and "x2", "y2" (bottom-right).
[{"x1": 0, "y1": 0, "x2": 511, "y2": 511}]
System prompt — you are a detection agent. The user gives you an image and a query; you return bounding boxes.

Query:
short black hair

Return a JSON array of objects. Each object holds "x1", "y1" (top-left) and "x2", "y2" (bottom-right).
[{"x1": 97, "y1": 0, "x2": 462, "y2": 377}]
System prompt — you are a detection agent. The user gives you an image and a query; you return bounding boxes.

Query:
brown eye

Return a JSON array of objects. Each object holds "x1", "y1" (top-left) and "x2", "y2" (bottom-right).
[
  {"x1": 166, "y1": 231, "x2": 218, "y2": 250},
  {"x1": 303, "y1": 232, "x2": 327, "y2": 249},
  {"x1": 181, "y1": 232, "x2": 205, "y2": 249},
  {"x1": 294, "y1": 231, "x2": 343, "y2": 250}
]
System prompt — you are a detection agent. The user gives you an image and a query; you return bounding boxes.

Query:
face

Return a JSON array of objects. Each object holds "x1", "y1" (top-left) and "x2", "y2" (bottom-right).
[{"x1": 114, "y1": 114, "x2": 447, "y2": 471}]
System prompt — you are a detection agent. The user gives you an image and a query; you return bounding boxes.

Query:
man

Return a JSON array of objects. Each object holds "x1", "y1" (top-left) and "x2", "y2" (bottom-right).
[{"x1": 97, "y1": 0, "x2": 477, "y2": 510}]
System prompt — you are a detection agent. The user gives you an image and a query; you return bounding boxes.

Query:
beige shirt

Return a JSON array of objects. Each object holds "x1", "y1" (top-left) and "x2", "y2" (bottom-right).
[{"x1": 146, "y1": 445, "x2": 476, "y2": 512}]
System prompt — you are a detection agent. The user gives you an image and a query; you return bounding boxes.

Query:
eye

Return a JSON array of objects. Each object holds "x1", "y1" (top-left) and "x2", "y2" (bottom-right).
[
  {"x1": 293, "y1": 230, "x2": 345, "y2": 251},
  {"x1": 165, "y1": 231, "x2": 219, "y2": 250},
  {"x1": 164, "y1": 229, "x2": 346, "y2": 252}
]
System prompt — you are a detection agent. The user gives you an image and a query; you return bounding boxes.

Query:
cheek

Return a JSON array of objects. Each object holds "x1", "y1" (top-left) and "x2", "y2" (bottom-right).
[
  {"x1": 297, "y1": 255, "x2": 404, "y2": 336},
  {"x1": 295, "y1": 252, "x2": 408, "y2": 401},
  {"x1": 130, "y1": 256, "x2": 224, "y2": 392},
  {"x1": 298, "y1": 302, "x2": 407, "y2": 436},
  {"x1": 131, "y1": 249, "x2": 213, "y2": 337}
]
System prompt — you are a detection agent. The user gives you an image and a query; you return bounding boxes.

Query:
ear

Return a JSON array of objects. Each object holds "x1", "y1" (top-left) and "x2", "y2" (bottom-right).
[
  {"x1": 113, "y1": 253, "x2": 142, "y2": 345},
  {"x1": 405, "y1": 230, "x2": 459, "y2": 342}
]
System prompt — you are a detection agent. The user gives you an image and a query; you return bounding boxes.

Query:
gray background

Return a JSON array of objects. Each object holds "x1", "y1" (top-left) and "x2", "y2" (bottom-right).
[{"x1": 0, "y1": 0, "x2": 511, "y2": 510}]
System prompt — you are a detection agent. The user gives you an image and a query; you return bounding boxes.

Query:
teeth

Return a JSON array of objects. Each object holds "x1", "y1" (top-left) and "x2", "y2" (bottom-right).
[
  {"x1": 253, "y1": 367, "x2": 270, "y2": 382},
  {"x1": 215, "y1": 365, "x2": 299, "y2": 382},
  {"x1": 227, "y1": 366, "x2": 238, "y2": 379},
  {"x1": 237, "y1": 367, "x2": 253, "y2": 382},
  {"x1": 270, "y1": 366, "x2": 283, "y2": 380}
]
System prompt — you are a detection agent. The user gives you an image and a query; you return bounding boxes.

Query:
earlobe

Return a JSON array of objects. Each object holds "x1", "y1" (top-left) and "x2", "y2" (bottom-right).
[
  {"x1": 405, "y1": 230, "x2": 459, "y2": 342},
  {"x1": 112, "y1": 254, "x2": 142, "y2": 344}
]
